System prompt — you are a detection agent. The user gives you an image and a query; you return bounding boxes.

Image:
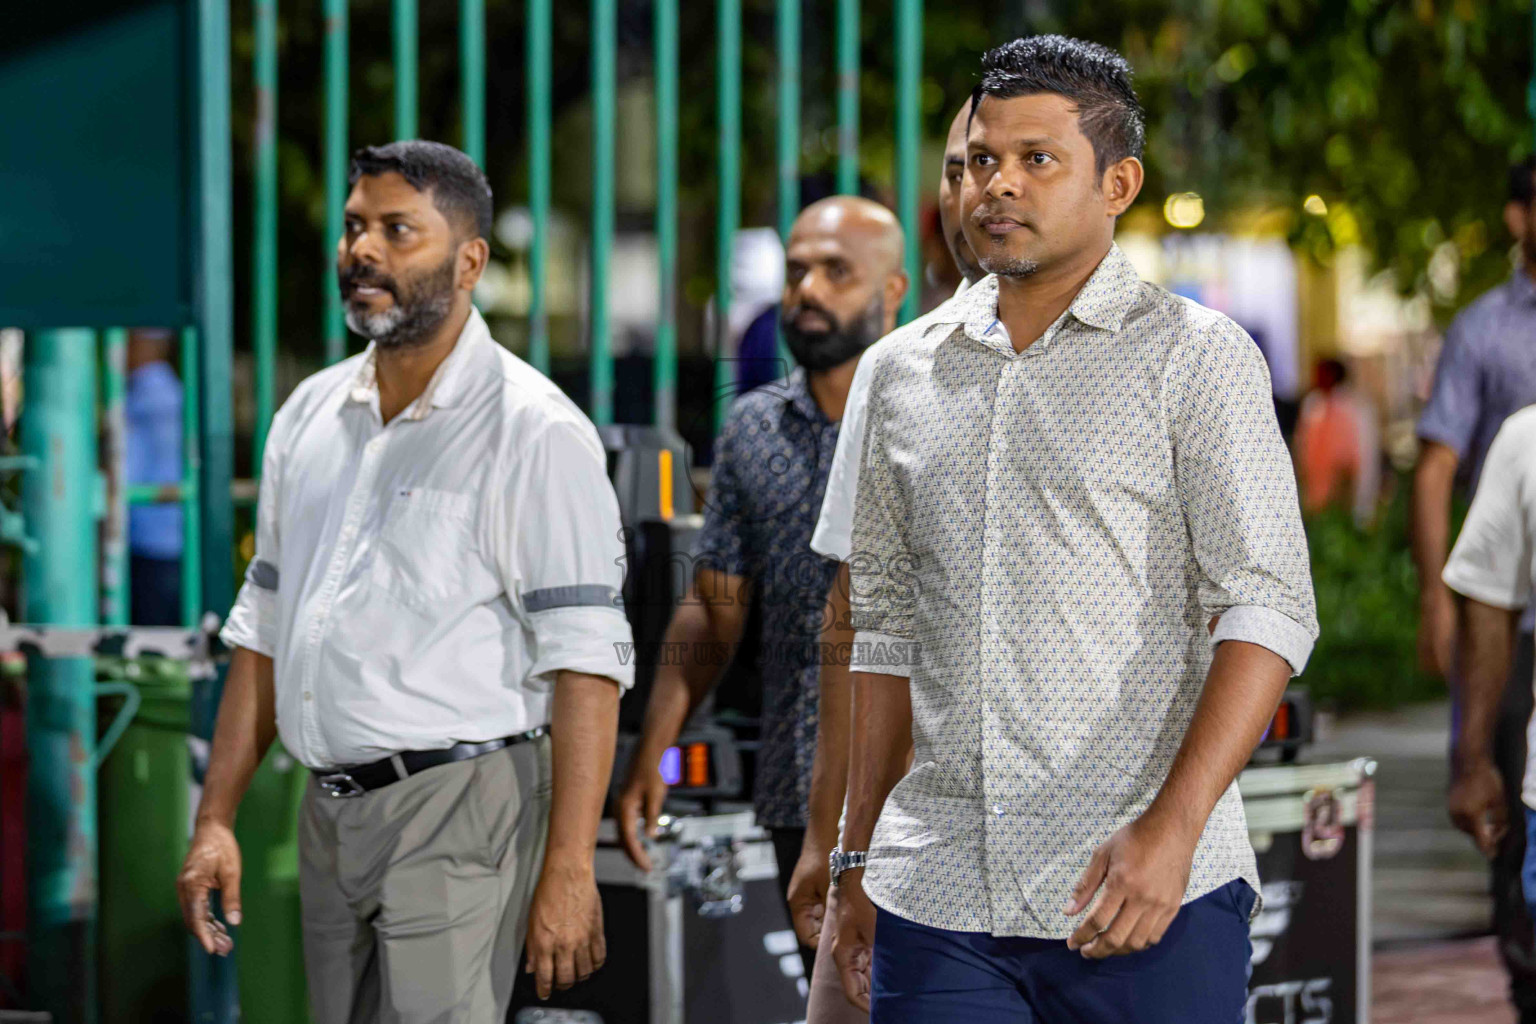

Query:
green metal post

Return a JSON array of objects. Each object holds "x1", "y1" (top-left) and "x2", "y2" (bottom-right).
[
  {"x1": 102, "y1": 327, "x2": 129, "y2": 627},
  {"x1": 190, "y1": 1, "x2": 238, "y2": 1015},
  {"x1": 253, "y1": 0, "x2": 278, "y2": 467},
  {"x1": 654, "y1": 0, "x2": 678, "y2": 429},
  {"x1": 394, "y1": 0, "x2": 417, "y2": 140},
  {"x1": 836, "y1": 0, "x2": 859, "y2": 194},
  {"x1": 1529, "y1": 0, "x2": 1536, "y2": 151},
  {"x1": 23, "y1": 328, "x2": 100, "y2": 1024},
  {"x1": 181, "y1": 327, "x2": 204, "y2": 630},
  {"x1": 590, "y1": 0, "x2": 615, "y2": 425},
  {"x1": 895, "y1": 0, "x2": 923, "y2": 324},
  {"x1": 714, "y1": 0, "x2": 741, "y2": 433},
  {"x1": 461, "y1": 0, "x2": 486, "y2": 167},
  {"x1": 775, "y1": 0, "x2": 799, "y2": 374},
  {"x1": 195, "y1": 0, "x2": 232, "y2": 625},
  {"x1": 527, "y1": 0, "x2": 551, "y2": 373},
  {"x1": 324, "y1": 0, "x2": 349, "y2": 364}
]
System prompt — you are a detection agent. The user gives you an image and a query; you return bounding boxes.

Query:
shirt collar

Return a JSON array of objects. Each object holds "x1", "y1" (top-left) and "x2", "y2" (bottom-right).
[
  {"x1": 348, "y1": 306, "x2": 490, "y2": 421},
  {"x1": 781, "y1": 366, "x2": 828, "y2": 424},
  {"x1": 938, "y1": 242, "x2": 1142, "y2": 349},
  {"x1": 1509, "y1": 267, "x2": 1536, "y2": 306}
]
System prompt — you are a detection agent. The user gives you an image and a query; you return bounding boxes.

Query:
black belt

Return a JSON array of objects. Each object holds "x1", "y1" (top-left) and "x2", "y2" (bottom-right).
[{"x1": 311, "y1": 726, "x2": 549, "y2": 798}]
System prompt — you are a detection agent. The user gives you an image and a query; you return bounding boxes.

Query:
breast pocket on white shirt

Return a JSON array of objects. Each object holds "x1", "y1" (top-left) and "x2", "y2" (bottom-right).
[{"x1": 370, "y1": 487, "x2": 478, "y2": 612}]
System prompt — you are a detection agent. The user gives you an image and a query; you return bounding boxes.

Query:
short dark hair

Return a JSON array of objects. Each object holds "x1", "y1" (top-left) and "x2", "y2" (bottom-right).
[
  {"x1": 349, "y1": 140, "x2": 493, "y2": 240},
  {"x1": 973, "y1": 36, "x2": 1146, "y2": 177},
  {"x1": 1509, "y1": 156, "x2": 1536, "y2": 206}
]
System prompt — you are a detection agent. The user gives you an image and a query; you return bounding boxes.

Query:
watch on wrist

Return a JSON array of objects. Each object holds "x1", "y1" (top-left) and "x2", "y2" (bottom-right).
[{"x1": 828, "y1": 845, "x2": 867, "y2": 887}]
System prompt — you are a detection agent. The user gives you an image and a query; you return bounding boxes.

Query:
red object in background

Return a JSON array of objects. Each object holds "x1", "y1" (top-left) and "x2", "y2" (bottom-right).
[{"x1": 0, "y1": 681, "x2": 27, "y2": 1007}]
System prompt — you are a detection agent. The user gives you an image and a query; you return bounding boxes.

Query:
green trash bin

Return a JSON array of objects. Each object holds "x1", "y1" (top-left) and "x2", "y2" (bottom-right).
[
  {"x1": 234, "y1": 742, "x2": 312, "y2": 1024},
  {"x1": 98, "y1": 659, "x2": 313, "y2": 1023},
  {"x1": 97, "y1": 657, "x2": 191, "y2": 1023}
]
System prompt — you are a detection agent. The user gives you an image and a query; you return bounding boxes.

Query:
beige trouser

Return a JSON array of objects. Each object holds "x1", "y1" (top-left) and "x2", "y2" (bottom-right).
[
  {"x1": 297, "y1": 737, "x2": 552, "y2": 1024},
  {"x1": 806, "y1": 886, "x2": 870, "y2": 1024}
]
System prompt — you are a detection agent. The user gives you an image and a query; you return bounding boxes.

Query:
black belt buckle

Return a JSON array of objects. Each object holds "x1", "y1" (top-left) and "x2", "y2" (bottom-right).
[{"x1": 317, "y1": 771, "x2": 366, "y2": 798}]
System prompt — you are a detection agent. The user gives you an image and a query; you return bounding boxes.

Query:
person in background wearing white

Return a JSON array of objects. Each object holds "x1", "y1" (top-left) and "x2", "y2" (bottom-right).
[
  {"x1": 787, "y1": 98, "x2": 986, "y2": 1024},
  {"x1": 1445, "y1": 406, "x2": 1536, "y2": 949}
]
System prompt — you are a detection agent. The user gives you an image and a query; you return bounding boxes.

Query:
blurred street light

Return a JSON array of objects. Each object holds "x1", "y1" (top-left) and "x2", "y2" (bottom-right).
[{"x1": 1163, "y1": 192, "x2": 1205, "y2": 229}]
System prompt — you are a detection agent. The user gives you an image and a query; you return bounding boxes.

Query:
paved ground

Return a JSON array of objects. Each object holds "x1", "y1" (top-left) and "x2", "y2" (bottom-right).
[
  {"x1": 1311, "y1": 701, "x2": 1517, "y2": 1022},
  {"x1": 1374, "y1": 938, "x2": 1515, "y2": 1024}
]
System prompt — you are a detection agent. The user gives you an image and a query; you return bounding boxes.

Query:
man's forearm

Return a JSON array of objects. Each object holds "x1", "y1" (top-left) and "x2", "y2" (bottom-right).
[
  {"x1": 1411, "y1": 442, "x2": 1457, "y2": 596},
  {"x1": 1146, "y1": 640, "x2": 1290, "y2": 838},
  {"x1": 841, "y1": 671, "x2": 912, "y2": 853},
  {"x1": 804, "y1": 568, "x2": 854, "y2": 854},
  {"x1": 631, "y1": 595, "x2": 733, "y2": 767},
  {"x1": 195, "y1": 647, "x2": 278, "y2": 828},
  {"x1": 1453, "y1": 599, "x2": 1519, "y2": 770},
  {"x1": 546, "y1": 671, "x2": 623, "y2": 862}
]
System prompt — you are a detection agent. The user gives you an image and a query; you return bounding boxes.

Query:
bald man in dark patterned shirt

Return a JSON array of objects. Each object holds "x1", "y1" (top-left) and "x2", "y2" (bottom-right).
[{"x1": 616, "y1": 196, "x2": 908, "y2": 986}]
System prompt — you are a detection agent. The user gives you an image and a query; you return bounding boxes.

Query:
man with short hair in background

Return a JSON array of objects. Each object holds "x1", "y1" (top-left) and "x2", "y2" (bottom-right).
[
  {"x1": 176, "y1": 140, "x2": 632, "y2": 1023},
  {"x1": 1421, "y1": 158, "x2": 1536, "y2": 1022}
]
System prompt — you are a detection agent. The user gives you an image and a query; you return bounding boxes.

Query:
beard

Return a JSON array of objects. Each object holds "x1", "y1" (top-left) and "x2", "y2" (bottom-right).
[
  {"x1": 780, "y1": 293, "x2": 884, "y2": 372},
  {"x1": 978, "y1": 250, "x2": 1040, "y2": 278},
  {"x1": 339, "y1": 255, "x2": 457, "y2": 350}
]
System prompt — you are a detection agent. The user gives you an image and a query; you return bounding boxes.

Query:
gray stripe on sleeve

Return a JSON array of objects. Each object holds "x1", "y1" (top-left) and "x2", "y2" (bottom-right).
[
  {"x1": 246, "y1": 559, "x2": 279, "y2": 592},
  {"x1": 521, "y1": 584, "x2": 623, "y2": 613}
]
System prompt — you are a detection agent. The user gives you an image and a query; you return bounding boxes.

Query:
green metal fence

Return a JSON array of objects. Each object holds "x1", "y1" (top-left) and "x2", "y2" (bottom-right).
[
  {"x1": 241, "y1": 0, "x2": 926, "y2": 437},
  {"x1": 15, "y1": 1, "x2": 929, "y2": 1020}
]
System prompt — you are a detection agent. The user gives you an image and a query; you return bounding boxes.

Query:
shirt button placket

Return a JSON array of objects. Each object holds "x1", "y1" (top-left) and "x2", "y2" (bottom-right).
[
  {"x1": 303, "y1": 432, "x2": 386, "y2": 766},
  {"x1": 978, "y1": 353, "x2": 1019, "y2": 925}
]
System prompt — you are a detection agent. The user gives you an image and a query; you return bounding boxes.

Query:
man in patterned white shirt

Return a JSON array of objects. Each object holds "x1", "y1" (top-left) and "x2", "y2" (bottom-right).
[{"x1": 831, "y1": 37, "x2": 1318, "y2": 1022}]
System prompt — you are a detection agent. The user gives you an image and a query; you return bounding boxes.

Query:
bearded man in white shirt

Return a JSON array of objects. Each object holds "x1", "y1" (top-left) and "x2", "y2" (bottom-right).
[{"x1": 176, "y1": 140, "x2": 633, "y2": 1023}]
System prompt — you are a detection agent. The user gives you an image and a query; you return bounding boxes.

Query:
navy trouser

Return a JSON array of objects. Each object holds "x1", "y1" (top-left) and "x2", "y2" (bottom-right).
[{"x1": 870, "y1": 879, "x2": 1256, "y2": 1024}]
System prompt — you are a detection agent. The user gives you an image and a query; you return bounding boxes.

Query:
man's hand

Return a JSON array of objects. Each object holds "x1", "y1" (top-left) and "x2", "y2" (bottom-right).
[
  {"x1": 1065, "y1": 809, "x2": 1199, "y2": 959},
  {"x1": 786, "y1": 843, "x2": 831, "y2": 948},
  {"x1": 1449, "y1": 757, "x2": 1508, "y2": 858},
  {"x1": 177, "y1": 821, "x2": 242, "y2": 956},
  {"x1": 1419, "y1": 587, "x2": 1457, "y2": 677},
  {"x1": 525, "y1": 862, "x2": 607, "y2": 1000},
  {"x1": 615, "y1": 758, "x2": 668, "y2": 871},
  {"x1": 831, "y1": 873, "x2": 875, "y2": 1011}
]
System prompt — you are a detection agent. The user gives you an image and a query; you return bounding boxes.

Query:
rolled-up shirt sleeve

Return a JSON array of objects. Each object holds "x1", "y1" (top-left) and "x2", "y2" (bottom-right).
[
  {"x1": 848, "y1": 355, "x2": 920, "y2": 678},
  {"x1": 494, "y1": 417, "x2": 635, "y2": 692},
  {"x1": 220, "y1": 417, "x2": 284, "y2": 657},
  {"x1": 1171, "y1": 318, "x2": 1320, "y2": 676}
]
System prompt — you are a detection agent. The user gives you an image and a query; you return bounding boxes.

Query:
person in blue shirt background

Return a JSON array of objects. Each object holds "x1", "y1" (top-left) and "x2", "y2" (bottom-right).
[{"x1": 126, "y1": 328, "x2": 183, "y2": 626}]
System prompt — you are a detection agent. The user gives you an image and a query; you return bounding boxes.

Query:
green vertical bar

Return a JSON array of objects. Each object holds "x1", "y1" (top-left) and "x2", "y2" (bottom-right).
[
  {"x1": 181, "y1": 327, "x2": 204, "y2": 631},
  {"x1": 324, "y1": 0, "x2": 349, "y2": 364},
  {"x1": 196, "y1": 0, "x2": 232, "y2": 624},
  {"x1": 654, "y1": 0, "x2": 678, "y2": 428},
  {"x1": 253, "y1": 0, "x2": 278, "y2": 468},
  {"x1": 23, "y1": 329, "x2": 100, "y2": 1024},
  {"x1": 394, "y1": 0, "x2": 418, "y2": 140},
  {"x1": 102, "y1": 327, "x2": 130, "y2": 627},
  {"x1": 590, "y1": 0, "x2": 615, "y2": 425},
  {"x1": 461, "y1": 0, "x2": 486, "y2": 167},
  {"x1": 714, "y1": 0, "x2": 741, "y2": 433},
  {"x1": 527, "y1": 0, "x2": 552, "y2": 373},
  {"x1": 775, "y1": 0, "x2": 799, "y2": 375},
  {"x1": 895, "y1": 0, "x2": 922, "y2": 324},
  {"x1": 836, "y1": 0, "x2": 859, "y2": 194}
]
